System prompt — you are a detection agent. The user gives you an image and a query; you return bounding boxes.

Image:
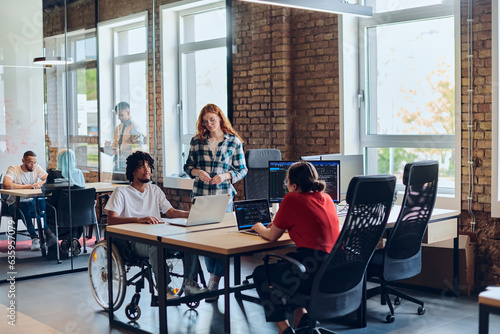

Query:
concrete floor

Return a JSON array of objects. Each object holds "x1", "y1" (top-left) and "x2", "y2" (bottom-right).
[{"x1": 0, "y1": 255, "x2": 498, "y2": 334}]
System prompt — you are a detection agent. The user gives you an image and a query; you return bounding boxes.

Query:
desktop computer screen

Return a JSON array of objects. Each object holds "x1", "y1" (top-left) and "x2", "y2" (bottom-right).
[
  {"x1": 268, "y1": 160, "x2": 341, "y2": 203},
  {"x1": 302, "y1": 154, "x2": 363, "y2": 195}
]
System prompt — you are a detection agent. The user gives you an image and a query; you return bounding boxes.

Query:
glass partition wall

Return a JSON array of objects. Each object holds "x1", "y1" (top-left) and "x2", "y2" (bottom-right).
[{"x1": 0, "y1": 0, "x2": 155, "y2": 282}]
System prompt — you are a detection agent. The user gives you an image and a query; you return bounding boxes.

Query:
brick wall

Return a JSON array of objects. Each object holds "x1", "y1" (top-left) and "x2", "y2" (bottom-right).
[
  {"x1": 459, "y1": 0, "x2": 500, "y2": 286},
  {"x1": 232, "y1": 3, "x2": 340, "y2": 160}
]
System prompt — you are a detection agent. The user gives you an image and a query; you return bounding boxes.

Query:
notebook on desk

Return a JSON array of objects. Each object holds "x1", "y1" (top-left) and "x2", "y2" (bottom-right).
[
  {"x1": 162, "y1": 194, "x2": 230, "y2": 227},
  {"x1": 234, "y1": 199, "x2": 272, "y2": 236}
]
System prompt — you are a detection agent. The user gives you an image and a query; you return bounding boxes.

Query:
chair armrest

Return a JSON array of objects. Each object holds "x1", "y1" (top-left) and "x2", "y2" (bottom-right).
[{"x1": 262, "y1": 253, "x2": 306, "y2": 289}]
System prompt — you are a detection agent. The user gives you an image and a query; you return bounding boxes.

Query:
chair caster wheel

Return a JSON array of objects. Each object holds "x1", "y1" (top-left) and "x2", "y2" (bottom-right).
[
  {"x1": 394, "y1": 296, "x2": 401, "y2": 305},
  {"x1": 386, "y1": 314, "x2": 395, "y2": 323},
  {"x1": 418, "y1": 306, "x2": 425, "y2": 315},
  {"x1": 125, "y1": 303, "x2": 141, "y2": 321},
  {"x1": 187, "y1": 300, "x2": 200, "y2": 309}
]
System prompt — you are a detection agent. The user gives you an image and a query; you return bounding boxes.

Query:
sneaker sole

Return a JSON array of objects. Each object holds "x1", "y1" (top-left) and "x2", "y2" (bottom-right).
[{"x1": 72, "y1": 240, "x2": 81, "y2": 256}]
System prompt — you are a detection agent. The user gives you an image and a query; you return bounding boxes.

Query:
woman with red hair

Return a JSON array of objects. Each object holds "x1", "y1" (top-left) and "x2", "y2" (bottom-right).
[{"x1": 184, "y1": 103, "x2": 248, "y2": 301}]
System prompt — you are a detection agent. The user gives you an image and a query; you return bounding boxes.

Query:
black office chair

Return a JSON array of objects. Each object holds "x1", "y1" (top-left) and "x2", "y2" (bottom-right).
[
  {"x1": 262, "y1": 175, "x2": 396, "y2": 333},
  {"x1": 366, "y1": 160, "x2": 439, "y2": 323},
  {"x1": 244, "y1": 149, "x2": 281, "y2": 200},
  {"x1": 46, "y1": 187, "x2": 98, "y2": 263}
]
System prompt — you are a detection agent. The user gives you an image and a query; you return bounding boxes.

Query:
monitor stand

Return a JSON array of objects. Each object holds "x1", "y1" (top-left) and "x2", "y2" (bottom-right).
[{"x1": 271, "y1": 203, "x2": 280, "y2": 215}]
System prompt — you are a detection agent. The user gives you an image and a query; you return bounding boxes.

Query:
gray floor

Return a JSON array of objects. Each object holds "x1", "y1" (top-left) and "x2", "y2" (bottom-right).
[{"x1": 0, "y1": 255, "x2": 498, "y2": 334}]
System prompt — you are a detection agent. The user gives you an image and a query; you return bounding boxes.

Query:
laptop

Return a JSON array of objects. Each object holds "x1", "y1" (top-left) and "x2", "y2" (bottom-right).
[
  {"x1": 234, "y1": 199, "x2": 272, "y2": 236},
  {"x1": 162, "y1": 194, "x2": 230, "y2": 227}
]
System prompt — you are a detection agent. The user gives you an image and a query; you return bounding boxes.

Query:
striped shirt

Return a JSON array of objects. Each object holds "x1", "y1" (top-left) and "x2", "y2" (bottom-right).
[{"x1": 184, "y1": 133, "x2": 248, "y2": 197}]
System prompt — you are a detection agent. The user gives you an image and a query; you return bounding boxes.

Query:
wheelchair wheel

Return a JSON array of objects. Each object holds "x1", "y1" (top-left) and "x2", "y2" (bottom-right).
[
  {"x1": 88, "y1": 240, "x2": 126, "y2": 311},
  {"x1": 125, "y1": 303, "x2": 141, "y2": 321},
  {"x1": 166, "y1": 255, "x2": 185, "y2": 296}
]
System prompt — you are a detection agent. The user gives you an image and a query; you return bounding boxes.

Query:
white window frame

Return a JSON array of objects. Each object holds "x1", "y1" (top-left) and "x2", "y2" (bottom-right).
[
  {"x1": 66, "y1": 30, "x2": 97, "y2": 138},
  {"x1": 340, "y1": 1, "x2": 461, "y2": 209},
  {"x1": 161, "y1": 0, "x2": 226, "y2": 189},
  {"x1": 492, "y1": 0, "x2": 500, "y2": 216},
  {"x1": 97, "y1": 12, "x2": 148, "y2": 175}
]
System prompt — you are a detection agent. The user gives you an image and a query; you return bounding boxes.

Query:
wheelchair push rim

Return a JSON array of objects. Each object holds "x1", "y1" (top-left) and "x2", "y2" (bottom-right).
[{"x1": 88, "y1": 240, "x2": 126, "y2": 311}]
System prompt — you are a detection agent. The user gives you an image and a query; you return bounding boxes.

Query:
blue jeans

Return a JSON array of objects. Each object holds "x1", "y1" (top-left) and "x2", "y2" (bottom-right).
[
  {"x1": 205, "y1": 196, "x2": 233, "y2": 277},
  {"x1": 8, "y1": 198, "x2": 47, "y2": 238}
]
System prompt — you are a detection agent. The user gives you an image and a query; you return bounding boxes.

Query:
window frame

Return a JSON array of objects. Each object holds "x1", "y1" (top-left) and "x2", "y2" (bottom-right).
[
  {"x1": 160, "y1": 0, "x2": 227, "y2": 189},
  {"x1": 341, "y1": 0, "x2": 461, "y2": 209},
  {"x1": 97, "y1": 12, "x2": 148, "y2": 177}
]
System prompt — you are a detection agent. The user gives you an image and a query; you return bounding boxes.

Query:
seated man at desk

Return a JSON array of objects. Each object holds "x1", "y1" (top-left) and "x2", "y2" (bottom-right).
[
  {"x1": 3, "y1": 150, "x2": 58, "y2": 251},
  {"x1": 105, "y1": 151, "x2": 205, "y2": 299}
]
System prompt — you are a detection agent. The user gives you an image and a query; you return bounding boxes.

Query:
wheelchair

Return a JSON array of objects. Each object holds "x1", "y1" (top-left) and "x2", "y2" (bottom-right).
[{"x1": 88, "y1": 239, "x2": 205, "y2": 321}]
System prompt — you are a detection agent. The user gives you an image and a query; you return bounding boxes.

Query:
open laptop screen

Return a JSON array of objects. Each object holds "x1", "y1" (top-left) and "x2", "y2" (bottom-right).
[{"x1": 234, "y1": 199, "x2": 272, "y2": 230}]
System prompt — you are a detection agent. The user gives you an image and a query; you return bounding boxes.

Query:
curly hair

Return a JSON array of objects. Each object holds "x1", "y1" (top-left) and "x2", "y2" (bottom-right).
[
  {"x1": 195, "y1": 103, "x2": 242, "y2": 142},
  {"x1": 287, "y1": 161, "x2": 326, "y2": 193},
  {"x1": 126, "y1": 151, "x2": 154, "y2": 182}
]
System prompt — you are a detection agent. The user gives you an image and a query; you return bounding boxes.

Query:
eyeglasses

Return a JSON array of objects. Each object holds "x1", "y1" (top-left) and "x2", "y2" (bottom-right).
[
  {"x1": 202, "y1": 117, "x2": 218, "y2": 126},
  {"x1": 283, "y1": 179, "x2": 288, "y2": 186}
]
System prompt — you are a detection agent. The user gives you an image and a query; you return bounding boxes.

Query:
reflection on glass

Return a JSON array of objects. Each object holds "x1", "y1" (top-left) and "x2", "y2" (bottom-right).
[{"x1": 367, "y1": 17, "x2": 454, "y2": 136}]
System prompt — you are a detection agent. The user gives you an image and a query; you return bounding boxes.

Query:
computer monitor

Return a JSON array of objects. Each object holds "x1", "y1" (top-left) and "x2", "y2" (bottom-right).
[
  {"x1": 302, "y1": 154, "x2": 363, "y2": 194},
  {"x1": 268, "y1": 160, "x2": 341, "y2": 203}
]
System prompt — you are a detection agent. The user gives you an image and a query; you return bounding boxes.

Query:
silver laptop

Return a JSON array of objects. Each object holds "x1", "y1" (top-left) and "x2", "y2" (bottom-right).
[
  {"x1": 234, "y1": 199, "x2": 272, "y2": 236},
  {"x1": 162, "y1": 194, "x2": 230, "y2": 227}
]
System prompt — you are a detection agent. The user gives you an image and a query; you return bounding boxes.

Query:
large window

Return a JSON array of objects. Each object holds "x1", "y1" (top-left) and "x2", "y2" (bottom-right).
[
  {"x1": 98, "y1": 13, "x2": 149, "y2": 181},
  {"x1": 356, "y1": 0, "x2": 459, "y2": 205},
  {"x1": 162, "y1": 0, "x2": 227, "y2": 185}
]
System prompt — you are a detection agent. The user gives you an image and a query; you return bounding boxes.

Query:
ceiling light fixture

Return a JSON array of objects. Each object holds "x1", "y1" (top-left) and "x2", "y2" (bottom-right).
[
  {"x1": 239, "y1": 0, "x2": 373, "y2": 17},
  {"x1": 33, "y1": 56, "x2": 74, "y2": 66}
]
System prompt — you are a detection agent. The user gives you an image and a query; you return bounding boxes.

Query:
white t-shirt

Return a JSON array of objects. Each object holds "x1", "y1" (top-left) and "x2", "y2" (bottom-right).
[
  {"x1": 105, "y1": 183, "x2": 173, "y2": 218},
  {"x1": 4, "y1": 164, "x2": 48, "y2": 205}
]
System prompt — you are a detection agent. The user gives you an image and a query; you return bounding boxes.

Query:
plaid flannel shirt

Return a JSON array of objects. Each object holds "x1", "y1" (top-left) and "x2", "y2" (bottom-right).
[{"x1": 184, "y1": 133, "x2": 248, "y2": 197}]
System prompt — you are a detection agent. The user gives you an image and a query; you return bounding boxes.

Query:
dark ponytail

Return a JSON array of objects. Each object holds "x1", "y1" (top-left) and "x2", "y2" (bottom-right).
[{"x1": 287, "y1": 161, "x2": 326, "y2": 193}]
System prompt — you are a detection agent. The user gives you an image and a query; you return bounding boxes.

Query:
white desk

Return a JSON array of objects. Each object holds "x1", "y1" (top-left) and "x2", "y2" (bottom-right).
[{"x1": 479, "y1": 287, "x2": 500, "y2": 334}]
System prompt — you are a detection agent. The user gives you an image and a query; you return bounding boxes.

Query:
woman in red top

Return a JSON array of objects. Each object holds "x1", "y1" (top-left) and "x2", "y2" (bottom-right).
[{"x1": 251, "y1": 161, "x2": 340, "y2": 334}]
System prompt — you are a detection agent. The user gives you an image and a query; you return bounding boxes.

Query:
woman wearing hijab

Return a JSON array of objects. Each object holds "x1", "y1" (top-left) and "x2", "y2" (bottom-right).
[{"x1": 47, "y1": 149, "x2": 86, "y2": 258}]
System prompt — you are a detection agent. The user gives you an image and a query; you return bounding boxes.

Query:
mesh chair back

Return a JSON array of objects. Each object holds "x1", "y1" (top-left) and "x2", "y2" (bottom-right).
[
  {"x1": 383, "y1": 160, "x2": 439, "y2": 281},
  {"x1": 307, "y1": 175, "x2": 396, "y2": 320},
  {"x1": 244, "y1": 149, "x2": 281, "y2": 200},
  {"x1": 56, "y1": 187, "x2": 97, "y2": 227}
]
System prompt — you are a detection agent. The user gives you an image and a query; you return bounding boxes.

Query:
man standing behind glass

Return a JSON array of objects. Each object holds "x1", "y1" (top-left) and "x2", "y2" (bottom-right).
[{"x1": 102, "y1": 102, "x2": 144, "y2": 181}]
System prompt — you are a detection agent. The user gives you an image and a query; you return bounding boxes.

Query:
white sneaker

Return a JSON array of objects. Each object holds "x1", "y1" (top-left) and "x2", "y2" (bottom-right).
[
  {"x1": 166, "y1": 286, "x2": 180, "y2": 300},
  {"x1": 205, "y1": 278, "x2": 220, "y2": 302},
  {"x1": 31, "y1": 238, "x2": 40, "y2": 251},
  {"x1": 183, "y1": 280, "x2": 207, "y2": 296}
]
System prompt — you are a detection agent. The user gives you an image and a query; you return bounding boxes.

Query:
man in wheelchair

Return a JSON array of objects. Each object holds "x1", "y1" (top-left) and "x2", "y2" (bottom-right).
[{"x1": 105, "y1": 151, "x2": 205, "y2": 300}]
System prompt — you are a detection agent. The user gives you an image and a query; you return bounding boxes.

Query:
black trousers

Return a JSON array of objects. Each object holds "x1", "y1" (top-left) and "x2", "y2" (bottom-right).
[{"x1": 252, "y1": 248, "x2": 328, "y2": 322}]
